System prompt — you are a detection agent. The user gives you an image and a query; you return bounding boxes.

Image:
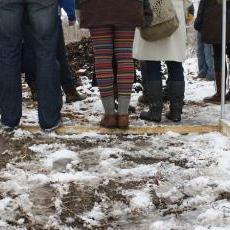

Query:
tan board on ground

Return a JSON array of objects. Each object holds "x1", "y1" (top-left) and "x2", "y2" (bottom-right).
[
  {"x1": 220, "y1": 119, "x2": 230, "y2": 136},
  {"x1": 20, "y1": 124, "x2": 220, "y2": 135}
]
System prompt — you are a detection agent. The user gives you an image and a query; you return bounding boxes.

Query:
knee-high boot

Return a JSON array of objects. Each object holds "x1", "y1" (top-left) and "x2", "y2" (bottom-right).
[
  {"x1": 140, "y1": 81, "x2": 163, "y2": 122},
  {"x1": 166, "y1": 81, "x2": 185, "y2": 122}
]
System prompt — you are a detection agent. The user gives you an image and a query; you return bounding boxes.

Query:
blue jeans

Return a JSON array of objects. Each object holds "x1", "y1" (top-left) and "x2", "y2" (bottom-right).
[
  {"x1": 197, "y1": 32, "x2": 215, "y2": 80},
  {"x1": 57, "y1": 18, "x2": 76, "y2": 90},
  {"x1": 141, "y1": 61, "x2": 185, "y2": 82},
  {"x1": 22, "y1": 19, "x2": 36, "y2": 88},
  {"x1": 0, "y1": 0, "x2": 62, "y2": 129},
  {"x1": 22, "y1": 17, "x2": 75, "y2": 90}
]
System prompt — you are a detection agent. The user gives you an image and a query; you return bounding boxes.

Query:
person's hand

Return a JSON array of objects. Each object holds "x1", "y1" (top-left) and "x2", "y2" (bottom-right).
[
  {"x1": 186, "y1": 13, "x2": 194, "y2": 26},
  {"x1": 69, "y1": 20, "x2": 76, "y2": 26}
]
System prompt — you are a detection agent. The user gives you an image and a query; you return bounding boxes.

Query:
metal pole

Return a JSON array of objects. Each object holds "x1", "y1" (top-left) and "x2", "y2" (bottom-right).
[{"x1": 221, "y1": 0, "x2": 227, "y2": 119}]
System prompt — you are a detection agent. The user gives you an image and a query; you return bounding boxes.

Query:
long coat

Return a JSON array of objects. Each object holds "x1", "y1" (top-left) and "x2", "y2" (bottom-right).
[
  {"x1": 133, "y1": 0, "x2": 187, "y2": 62},
  {"x1": 201, "y1": 0, "x2": 230, "y2": 44}
]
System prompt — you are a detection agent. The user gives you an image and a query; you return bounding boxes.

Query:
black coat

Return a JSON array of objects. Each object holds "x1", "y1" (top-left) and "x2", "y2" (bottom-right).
[
  {"x1": 194, "y1": 0, "x2": 206, "y2": 31},
  {"x1": 195, "y1": 0, "x2": 230, "y2": 44}
]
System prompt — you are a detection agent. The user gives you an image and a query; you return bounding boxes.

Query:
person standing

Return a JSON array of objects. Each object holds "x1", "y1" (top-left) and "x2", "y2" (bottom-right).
[
  {"x1": 197, "y1": 0, "x2": 230, "y2": 103},
  {"x1": 22, "y1": 0, "x2": 86, "y2": 103},
  {"x1": 194, "y1": 0, "x2": 215, "y2": 81},
  {"x1": 196, "y1": 32, "x2": 215, "y2": 81},
  {"x1": 134, "y1": 0, "x2": 192, "y2": 122},
  {"x1": 79, "y1": 0, "x2": 146, "y2": 128},
  {"x1": 0, "y1": 0, "x2": 62, "y2": 131}
]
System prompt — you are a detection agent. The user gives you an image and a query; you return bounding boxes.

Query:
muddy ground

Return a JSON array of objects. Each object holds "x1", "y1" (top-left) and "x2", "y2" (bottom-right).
[{"x1": 0, "y1": 130, "x2": 230, "y2": 229}]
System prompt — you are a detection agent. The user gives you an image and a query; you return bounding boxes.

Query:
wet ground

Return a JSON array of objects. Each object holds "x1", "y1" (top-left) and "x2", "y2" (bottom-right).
[{"x1": 0, "y1": 130, "x2": 230, "y2": 229}]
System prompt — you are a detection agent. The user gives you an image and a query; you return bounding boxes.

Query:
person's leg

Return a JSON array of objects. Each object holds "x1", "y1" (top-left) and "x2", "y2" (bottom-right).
[
  {"x1": 197, "y1": 32, "x2": 208, "y2": 78},
  {"x1": 26, "y1": 0, "x2": 62, "y2": 130},
  {"x1": 91, "y1": 26, "x2": 116, "y2": 127},
  {"x1": 197, "y1": 32, "x2": 208, "y2": 77},
  {"x1": 138, "y1": 61, "x2": 149, "y2": 105},
  {"x1": 141, "y1": 61, "x2": 161, "y2": 81},
  {"x1": 57, "y1": 18, "x2": 73, "y2": 87},
  {"x1": 57, "y1": 17, "x2": 86, "y2": 103},
  {"x1": 0, "y1": 1, "x2": 23, "y2": 128},
  {"x1": 166, "y1": 61, "x2": 185, "y2": 122},
  {"x1": 204, "y1": 44, "x2": 223, "y2": 103},
  {"x1": 23, "y1": 19, "x2": 38, "y2": 101},
  {"x1": 114, "y1": 27, "x2": 135, "y2": 127},
  {"x1": 204, "y1": 43, "x2": 215, "y2": 81},
  {"x1": 139, "y1": 61, "x2": 163, "y2": 122}
]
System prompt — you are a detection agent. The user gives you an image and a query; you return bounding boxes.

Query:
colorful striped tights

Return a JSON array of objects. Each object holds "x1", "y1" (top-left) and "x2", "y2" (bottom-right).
[{"x1": 91, "y1": 26, "x2": 135, "y2": 115}]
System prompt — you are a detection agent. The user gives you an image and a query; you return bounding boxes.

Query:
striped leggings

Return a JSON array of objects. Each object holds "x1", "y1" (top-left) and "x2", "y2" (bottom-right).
[{"x1": 91, "y1": 26, "x2": 135, "y2": 98}]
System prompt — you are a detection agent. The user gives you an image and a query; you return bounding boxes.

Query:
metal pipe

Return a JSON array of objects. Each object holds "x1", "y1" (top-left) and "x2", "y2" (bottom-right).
[{"x1": 221, "y1": 0, "x2": 227, "y2": 119}]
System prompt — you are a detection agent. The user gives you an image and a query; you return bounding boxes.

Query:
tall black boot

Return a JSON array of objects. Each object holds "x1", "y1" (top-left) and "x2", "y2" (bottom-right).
[
  {"x1": 140, "y1": 81, "x2": 163, "y2": 122},
  {"x1": 166, "y1": 81, "x2": 185, "y2": 122}
]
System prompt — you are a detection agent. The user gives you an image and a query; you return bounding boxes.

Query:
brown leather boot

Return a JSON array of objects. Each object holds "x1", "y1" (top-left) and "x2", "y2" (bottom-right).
[
  {"x1": 100, "y1": 115, "x2": 117, "y2": 128},
  {"x1": 30, "y1": 83, "x2": 38, "y2": 102},
  {"x1": 74, "y1": 77, "x2": 83, "y2": 87},
  {"x1": 117, "y1": 114, "x2": 129, "y2": 129},
  {"x1": 203, "y1": 73, "x2": 222, "y2": 104},
  {"x1": 63, "y1": 85, "x2": 87, "y2": 103}
]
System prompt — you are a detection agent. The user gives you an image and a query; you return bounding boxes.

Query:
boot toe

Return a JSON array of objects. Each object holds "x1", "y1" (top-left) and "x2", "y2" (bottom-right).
[
  {"x1": 166, "y1": 112, "x2": 181, "y2": 122},
  {"x1": 100, "y1": 115, "x2": 117, "y2": 128},
  {"x1": 140, "y1": 111, "x2": 161, "y2": 122},
  {"x1": 117, "y1": 115, "x2": 129, "y2": 128}
]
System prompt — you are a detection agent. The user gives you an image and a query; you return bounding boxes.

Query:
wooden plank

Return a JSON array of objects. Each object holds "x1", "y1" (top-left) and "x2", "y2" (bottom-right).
[
  {"x1": 20, "y1": 124, "x2": 220, "y2": 135},
  {"x1": 220, "y1": 119, "x2": 230, "y2": 137}
]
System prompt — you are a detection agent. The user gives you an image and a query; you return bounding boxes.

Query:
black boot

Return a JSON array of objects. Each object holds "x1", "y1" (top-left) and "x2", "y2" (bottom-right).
[
  {"x1": 140, "y1": 81, "x2": 163, "y2": 122},
  {"x1": 162, "y1": 84, "x2": 169, "y2": 103},
  {"x1": 166, "y1": 81, "x2": 185, "y2": 122}
]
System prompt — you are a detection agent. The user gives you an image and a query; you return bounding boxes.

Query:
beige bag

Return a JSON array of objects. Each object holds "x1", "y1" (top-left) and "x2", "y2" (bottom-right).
[{"x1": 140, "y1": 0, "x2": 179, "y2": 41}]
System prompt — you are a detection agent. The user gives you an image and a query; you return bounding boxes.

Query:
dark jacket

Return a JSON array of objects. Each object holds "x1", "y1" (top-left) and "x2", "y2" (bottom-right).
[
  {"x1": 194, "y1": 0, "x2": 206, "y2": 31},
  {"x1": 79, "y1": 0, "x2": 145, "y2": 28},
  {"x1": 195, "y1": 0, "x2": 230, "y2": 44},
  {"x1": 59, "y1": 0, "x2": 76, "y2": 21}
]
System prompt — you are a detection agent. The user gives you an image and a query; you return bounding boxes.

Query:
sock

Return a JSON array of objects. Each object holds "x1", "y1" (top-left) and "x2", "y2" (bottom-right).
[
  {"x1": 118, "y1": 95, "x2": 131, "y2": 115},
  {"x1": 101, "y1": 96, "x2": 116, "y2": 115}
]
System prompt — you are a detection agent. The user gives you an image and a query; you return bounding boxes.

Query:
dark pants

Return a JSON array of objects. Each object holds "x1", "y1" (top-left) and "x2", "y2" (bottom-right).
[
  {"x1": 22, "y1": 24, "x2": 36, "y2": 88},
  {"x1": 0, "y1": 0, "x2": 62, "y2": 129},
  {"x1": 213, "y1": 44, "x2": 230, "y2": 73},
  {"x1": 57, "y1": 18, "x2": 76, "y2": 89},
  {"x1": 141, "y1": 61, "x2": 184, "y2": 82},
  {"x1": 22, "y1": 17, "x2": 75, "y2": 90}
]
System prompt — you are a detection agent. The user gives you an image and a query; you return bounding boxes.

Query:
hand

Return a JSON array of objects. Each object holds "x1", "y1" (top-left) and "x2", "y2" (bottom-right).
[
  {"x1": 186, "y1": 13, "x2": 194, "y2": 25},
  {"x1": 69, "y1": 20, "x2": 76, "y2": 26}
]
